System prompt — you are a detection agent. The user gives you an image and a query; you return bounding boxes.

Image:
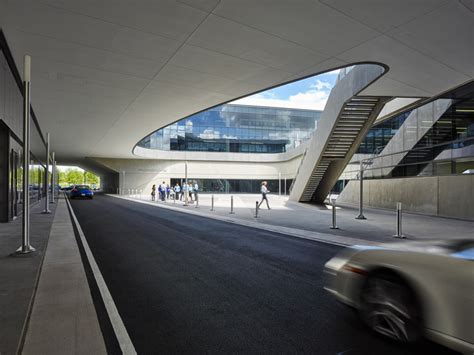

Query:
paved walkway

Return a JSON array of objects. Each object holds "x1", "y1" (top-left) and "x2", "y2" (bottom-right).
[
  {"x1": 116, "y1": 193, "x2": 474, "y2": 245},
  {"x1": 0, "y1": 201, "x2": 56, "y2": 355},
  {"x1": 22, "y1": 197, "x2": 106, "y2": 355}
]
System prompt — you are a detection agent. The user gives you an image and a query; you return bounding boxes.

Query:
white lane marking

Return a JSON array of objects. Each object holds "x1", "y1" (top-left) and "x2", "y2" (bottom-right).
[{"x1": 65, "y1": 197, "x2": 137, "y2": 355}]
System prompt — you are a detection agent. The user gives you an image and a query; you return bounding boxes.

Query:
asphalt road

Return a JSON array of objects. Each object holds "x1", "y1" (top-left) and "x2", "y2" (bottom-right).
[{"x1": 70, "y1": 195, "x2": 456, "y2": 354}]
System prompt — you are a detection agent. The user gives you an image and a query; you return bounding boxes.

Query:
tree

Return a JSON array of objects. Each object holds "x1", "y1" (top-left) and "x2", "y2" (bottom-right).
[
  {"x1": 66, "y1": 168, "x2": 84, "y2": 185},
  {"x1": 84, "y1": 171, "x2": 99, "y2": 186},
  {"x1": 57, "y1": 170, "x2": 67, "y2": 186}
]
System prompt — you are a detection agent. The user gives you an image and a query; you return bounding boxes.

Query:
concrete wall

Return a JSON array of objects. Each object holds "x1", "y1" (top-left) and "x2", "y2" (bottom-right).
[
  {"x1": 337, "y1": 175, "x2": 474, "y2": 221},
  {"x1": 90, "y1": 156, "x2": 302, "y2": 195}
]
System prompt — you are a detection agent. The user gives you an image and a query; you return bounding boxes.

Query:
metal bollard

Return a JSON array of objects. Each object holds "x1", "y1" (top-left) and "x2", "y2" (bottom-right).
[
  {"x1": 393, "y1": 202, "x2": 405, "y2": 238},
  {"x1": 229, "y1": 195, "x2": 235, "y2": 214},
  {"x1": 255, "y1": 201, "x2": 259, "y2": 218},
  {"x1": 210, "y1": 195, "x2": 214, "y2": 211},
  {"x1": 330, "y1": 198, "x2": 339, "y2": 229},
  {"x1": 195, "y1": 196, "x2": 199, "y2": 208},
  {"x1": 116, "y1": 188, "x2": 119, "y2": 195}
]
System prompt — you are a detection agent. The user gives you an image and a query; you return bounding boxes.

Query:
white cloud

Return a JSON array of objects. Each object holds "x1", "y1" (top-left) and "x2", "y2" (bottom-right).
[
  {"x1": 199, "y1": 128, "x2": 220, "y2": 139},
  {"x1": 311, "y1": 79, "x2": 332, "y2": 91},
  {"x1": 231, "y1": 88, "x2": 330, "y2": 110}
]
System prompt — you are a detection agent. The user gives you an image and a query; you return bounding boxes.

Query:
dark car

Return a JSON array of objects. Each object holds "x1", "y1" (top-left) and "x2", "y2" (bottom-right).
[
  {"x1": 69, "y1": 185, "x2": 94, "y2": 199},
  {"x1": 62, "y1": 185, "x2": 74, "y2": 191}
]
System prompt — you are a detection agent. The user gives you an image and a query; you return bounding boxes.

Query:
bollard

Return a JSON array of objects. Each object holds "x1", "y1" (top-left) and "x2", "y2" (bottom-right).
[
  {"x1": 229, "y1": 195, "x2": 235, "y2": 214},
  {"x1": 355, "y1": 161, "x2": 366, "y2": 220},
  {"x1": 330, "y1": 198, "x2": 339, "y2": 229},
  {"x1": 195, "y1": 196, "x2": 199, "y2": 208},
  {"x1": 255, "y1": 201, "x2": 259, "y2": 218},
  {"x1": 393, "y1": 202, "x2": 405, "y2": 238},
  {"x1": 210, "y1": 195, "x2": 214, "y2": 211},
  {"x1": 116, "y1": 188, "x2": 119, "y2": 195}
]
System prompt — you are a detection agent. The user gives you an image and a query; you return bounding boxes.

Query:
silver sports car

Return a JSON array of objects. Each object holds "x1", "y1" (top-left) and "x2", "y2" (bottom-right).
[{"x1": 324, "y1": 239, "x2": 474, "y2": 354}]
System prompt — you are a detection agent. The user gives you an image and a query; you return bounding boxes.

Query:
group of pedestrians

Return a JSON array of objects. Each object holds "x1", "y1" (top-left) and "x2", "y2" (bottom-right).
[
  {"x1": 151, "y1": 180, "x2": 271, "y2": 210},
  {"x1": 151, "y1": 181, "x2": 199, "y2": 203}
]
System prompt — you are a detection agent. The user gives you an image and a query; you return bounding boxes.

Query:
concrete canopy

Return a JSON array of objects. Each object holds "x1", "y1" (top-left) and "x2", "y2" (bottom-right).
[{"x1": 0, "y1": 0, "x2": 472, "y2": 165}]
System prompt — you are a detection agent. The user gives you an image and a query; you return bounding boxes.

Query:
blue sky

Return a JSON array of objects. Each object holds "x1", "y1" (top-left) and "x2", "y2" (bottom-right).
[{"x1": 231, "y1": 69, "x2": 340, "y2": 110}]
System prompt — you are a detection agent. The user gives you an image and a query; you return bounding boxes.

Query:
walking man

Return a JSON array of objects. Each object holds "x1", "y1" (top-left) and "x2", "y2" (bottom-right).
[
  {"x1": 258, "y1": 181, "x2": 271, "y2": 210},
  {"x1": 193, "y1": 181, "x2": 199, "y2": 204},
  {"x1": 160, "y1": 181, "x2": 166, "y2": 201}
]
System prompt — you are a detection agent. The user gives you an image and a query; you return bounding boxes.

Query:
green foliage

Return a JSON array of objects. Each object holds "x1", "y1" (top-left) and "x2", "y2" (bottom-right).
[
  {"x1": 84, "y1": 171, "x2": 99, "y2": 186},
  {"x1": 66, "y1": 169, "x2": 84, "y2": 185},
  {"x1": 59, "y1": 168, "x2": 100, "y2": 187}
]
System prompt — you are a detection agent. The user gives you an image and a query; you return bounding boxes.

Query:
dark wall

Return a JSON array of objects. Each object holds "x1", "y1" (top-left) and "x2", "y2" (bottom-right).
[{"x1": 0, "y1": 121, "x2": 9, "y2": 222}]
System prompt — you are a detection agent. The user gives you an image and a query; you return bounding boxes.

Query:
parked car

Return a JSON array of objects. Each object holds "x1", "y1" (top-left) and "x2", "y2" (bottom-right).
[
  {"x1": 62, "y1": 185, "x2": 74, "y2": 191},
  {"x1": 69, "y1": 185, "x2": 94, "y2": 199},
  {"x1": 324, "y1": 239, "x2": 474, "y2": 354}
]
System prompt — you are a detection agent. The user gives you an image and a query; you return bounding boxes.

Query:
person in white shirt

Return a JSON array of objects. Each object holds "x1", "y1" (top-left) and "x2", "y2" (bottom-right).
[
  {"x1": 258, "y1": 181, "x2": 271, "y2": 210},
  {"x1": 188, "y1": 183, "x2": 194, "y2": 202},
  {"x1": 174, "y1": 183, "x2": 181, "y2": 201},
  {"x1": 193, "y1": 181, "x2": 199, "y2": 203},
  {"x1": 160, "y1": 181, "x2": 167, "y2": 201}
]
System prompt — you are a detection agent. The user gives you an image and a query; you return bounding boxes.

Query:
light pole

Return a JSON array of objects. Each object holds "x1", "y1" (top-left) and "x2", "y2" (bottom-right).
[
  {"x1": 42, "y1": 133, "x2": 51, "y2": 213},
  {"x1": 17, "y1": 55, "x2": 35, "y2": 254},
  {"x1": 51, "y1": 152, "x2": 56, "y2": 204}
]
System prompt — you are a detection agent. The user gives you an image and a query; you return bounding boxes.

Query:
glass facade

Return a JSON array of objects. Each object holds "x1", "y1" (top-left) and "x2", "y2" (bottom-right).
[
  {"x1": 1, "y1": 33, "x2": 48, "y2": 222},
  {"x1": 355, "y1": 88, "x2": 474, "y2": 179},
  {"x1": 137, "y1": 104, "x2": 321, "y2": 154},
  {"x1": 170, "y1": 178, "x2": 293, "y2": 195}
]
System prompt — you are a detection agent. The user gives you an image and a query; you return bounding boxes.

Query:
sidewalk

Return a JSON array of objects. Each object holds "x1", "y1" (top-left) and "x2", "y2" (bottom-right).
[
  {"x1": 116, "y1": 193, "x2": 474, "y2": 245},
  {"x1": 22, "y1": 196, "x2": 106, "y2": 354},
  {"x1": 0, "y1": 201, "x2": 56, "y2": 355},
  {"x1": 0, "y1": 196, "x2": 107, "y2": 355}
]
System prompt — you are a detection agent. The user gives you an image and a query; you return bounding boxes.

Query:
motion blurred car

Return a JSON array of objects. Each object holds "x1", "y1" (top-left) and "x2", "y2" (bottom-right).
[
  {"x1": 69, "y1": 185, "x2": 94, "y2": 199},
  {"x1": 324, "y1": 239, "x2": 474, "y2": 354},
  {"x1": 61, "y1": 185, "x2": 74, "y2": 191}
]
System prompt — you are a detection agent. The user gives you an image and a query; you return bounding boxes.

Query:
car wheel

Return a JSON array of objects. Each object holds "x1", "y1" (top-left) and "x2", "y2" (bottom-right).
[{"x1": 359, "y1": 272, "x2": 421, "y2": 343}]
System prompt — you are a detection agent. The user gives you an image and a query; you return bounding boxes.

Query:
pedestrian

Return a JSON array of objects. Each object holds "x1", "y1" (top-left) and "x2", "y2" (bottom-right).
[
  {"x1": 188, "y1": 182, "x2": 194, "y2": 202},
  {"x1": 174, "y1": 183, "x2": 181, "y2": 201},
  {"x1": 157, "y1": 184, "x2": 162, "y2": 201},
  {"x1": 166, "y1": 184, "x2": 170, "y2": 199},
  {"x1": 193, "y1": 181, "x2": 199, "y2": 203},
  {"x1": 160, "y1": 181, "x2": 166, "y2": 201},
  {"x1": 151, "y1": 184, "x2": 156, "y2": 201},
  {"x1": 258, "y1": 181, "x2": 271, "y2": 210},
  {"x1": 182, "y1": 182, "x2": 188, "y2": 202}
]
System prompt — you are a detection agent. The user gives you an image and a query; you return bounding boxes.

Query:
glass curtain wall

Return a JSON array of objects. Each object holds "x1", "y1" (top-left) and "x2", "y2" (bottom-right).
[
  {"x1": 138, "y1": 104, "x2": 321, "y2": 154},
  {"x1": 170, "y1": 178, "x2": 293, "y2": 195},
  {"x1": 356, "y1": 94, "x2": 474, "y2": 179}
]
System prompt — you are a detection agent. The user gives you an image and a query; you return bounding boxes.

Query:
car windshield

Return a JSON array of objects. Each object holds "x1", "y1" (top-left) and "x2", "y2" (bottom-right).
[{"x1": 76, "y1": 185, "x2": 90, "y2": 189}]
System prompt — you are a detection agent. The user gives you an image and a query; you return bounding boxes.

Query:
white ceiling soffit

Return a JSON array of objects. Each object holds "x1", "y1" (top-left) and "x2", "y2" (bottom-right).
[{"x1": 0, "y1": 0, "x2": 472, "y2": 162}]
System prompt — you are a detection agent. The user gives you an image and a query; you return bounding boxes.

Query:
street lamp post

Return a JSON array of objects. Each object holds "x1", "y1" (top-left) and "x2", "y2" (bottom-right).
[
  {"x1": 42, "y1": 133, "x2": 51, "y2": 214},
  {"x1": 17, "y1": 55, "x2": 35, "y2": 254}
]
